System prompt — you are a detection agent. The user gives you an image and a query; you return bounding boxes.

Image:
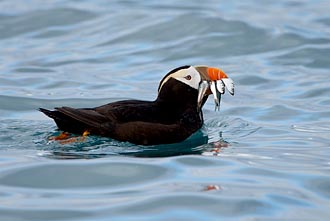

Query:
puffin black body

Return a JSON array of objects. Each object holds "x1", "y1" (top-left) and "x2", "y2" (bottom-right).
[{"x1": 40, "y1": 65, "x2": 234, "y2": 145}]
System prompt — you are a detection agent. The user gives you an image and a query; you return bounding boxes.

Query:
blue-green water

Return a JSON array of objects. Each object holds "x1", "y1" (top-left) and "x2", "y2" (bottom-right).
[{"x1": 0, "y1": 1, "x2": 330, "y2": 220}]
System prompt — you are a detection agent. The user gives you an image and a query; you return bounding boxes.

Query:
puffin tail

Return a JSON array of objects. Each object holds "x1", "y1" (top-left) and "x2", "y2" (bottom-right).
[
  {"x1": 39, "y1": 107, "x2": 88, "y2": 134},
  {"x1": 39, "y1": 107, "x2": 110, "y2": 135},
  {"x1": 39, "y1": 108, "x2": 59, "y2": 120}
]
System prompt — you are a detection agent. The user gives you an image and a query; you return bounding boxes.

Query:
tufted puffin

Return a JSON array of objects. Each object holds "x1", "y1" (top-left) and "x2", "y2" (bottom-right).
[{"x1": 39, "y1": 65, "x2": 234, "y2": 145}]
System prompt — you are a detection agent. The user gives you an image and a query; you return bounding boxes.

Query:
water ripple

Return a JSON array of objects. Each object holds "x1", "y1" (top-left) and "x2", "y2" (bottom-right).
[{"x1": 0, "y1": 0, "x2": 330, "y2": 220}]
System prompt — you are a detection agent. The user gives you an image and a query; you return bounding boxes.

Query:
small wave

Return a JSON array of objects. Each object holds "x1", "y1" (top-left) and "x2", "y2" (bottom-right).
[{"x1": 36, "y1": 125, "x2": 209, "y2": 159}]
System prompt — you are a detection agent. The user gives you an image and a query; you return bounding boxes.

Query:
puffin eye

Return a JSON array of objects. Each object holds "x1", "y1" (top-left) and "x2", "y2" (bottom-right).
[{"x1": 184, "y1": 75, "x2": 192, "y2": 80}]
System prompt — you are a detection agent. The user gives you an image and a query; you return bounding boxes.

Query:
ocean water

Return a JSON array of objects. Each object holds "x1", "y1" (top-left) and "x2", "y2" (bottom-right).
[{"x1": 0, "y1": 0, "x2": 329, "y2": 220}]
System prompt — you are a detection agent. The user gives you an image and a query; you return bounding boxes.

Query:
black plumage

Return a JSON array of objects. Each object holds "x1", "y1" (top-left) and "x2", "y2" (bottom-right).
[{"x1": 40, "y1": 69, "x2": 207, "y2": 145}]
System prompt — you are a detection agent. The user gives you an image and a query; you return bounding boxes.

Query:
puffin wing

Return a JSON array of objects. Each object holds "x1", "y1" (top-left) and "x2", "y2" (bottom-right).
[
  {"x1": 94, "y1": 100, "x2": 155, "y2": 123},
  {"x1": 55, "y1": 107, "x2": 108, "y2": 129},
  {"x1": 40, "y1": 106, "x2": 112, "y2": 135}
]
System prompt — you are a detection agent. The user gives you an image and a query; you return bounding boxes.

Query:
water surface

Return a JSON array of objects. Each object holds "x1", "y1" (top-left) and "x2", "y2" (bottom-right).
[{"x1": 0, "y1": 0, "x2": 329, "y2": 220}]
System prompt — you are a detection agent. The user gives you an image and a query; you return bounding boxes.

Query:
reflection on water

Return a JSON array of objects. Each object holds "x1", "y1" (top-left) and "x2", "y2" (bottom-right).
[
  {"x1": 41, "y1": 127, "x2": 208, "y2": 158},
  {"x1": 0, "y1": 0, "x2": 330, "y2": 220}
]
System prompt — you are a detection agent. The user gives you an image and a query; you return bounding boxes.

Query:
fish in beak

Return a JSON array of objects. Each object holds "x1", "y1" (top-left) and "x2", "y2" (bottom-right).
[{"x1": 195, "y1": 66, "x2": 234, "y2": 111}]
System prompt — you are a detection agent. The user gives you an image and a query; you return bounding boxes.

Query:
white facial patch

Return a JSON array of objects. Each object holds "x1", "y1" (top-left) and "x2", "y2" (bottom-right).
[
  {"x1": 172, "y1": 66, "x2": 201, "y2": 90},
  {"x1": 158, "y1": 66, "x2": 201, "y2": 92}
]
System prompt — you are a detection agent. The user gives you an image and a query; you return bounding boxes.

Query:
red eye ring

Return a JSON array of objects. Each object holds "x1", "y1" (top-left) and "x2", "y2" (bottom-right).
[{"x1": 184, "y1": 75, "x2": 192, "y2": 80}]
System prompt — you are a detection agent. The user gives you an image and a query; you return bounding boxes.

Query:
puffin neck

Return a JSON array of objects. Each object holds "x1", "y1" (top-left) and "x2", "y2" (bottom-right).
[{"x1": 155, "y1": 78, "x2": 199, "y2": 110}]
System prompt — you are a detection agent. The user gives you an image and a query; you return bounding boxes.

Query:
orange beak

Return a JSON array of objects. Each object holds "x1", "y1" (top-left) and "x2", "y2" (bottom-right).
[{"x1": 207, "y1": 67, "x2": 228, "y2": 80}]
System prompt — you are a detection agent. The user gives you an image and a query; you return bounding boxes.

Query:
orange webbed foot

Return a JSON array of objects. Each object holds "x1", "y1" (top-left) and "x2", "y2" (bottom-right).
[{"x1": 49, "y1": 130, "x2": 90, "y2": 144}]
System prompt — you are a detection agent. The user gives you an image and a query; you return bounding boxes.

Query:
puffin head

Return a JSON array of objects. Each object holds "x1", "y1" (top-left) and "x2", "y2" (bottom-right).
[{"x1": 158, "y1": 65, "x2": 234, "y2": 111}]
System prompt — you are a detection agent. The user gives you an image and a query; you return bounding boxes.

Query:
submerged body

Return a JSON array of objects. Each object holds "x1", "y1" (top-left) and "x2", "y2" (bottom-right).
[{"x1": 40, "y1": 66, "x2": 234, "y2": 145}]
